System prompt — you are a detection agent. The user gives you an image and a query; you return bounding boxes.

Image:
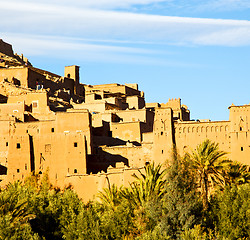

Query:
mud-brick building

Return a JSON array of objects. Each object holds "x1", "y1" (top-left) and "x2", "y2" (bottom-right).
[{"x1": 0, "y1": 39, "x2": 249, "y2": 201}]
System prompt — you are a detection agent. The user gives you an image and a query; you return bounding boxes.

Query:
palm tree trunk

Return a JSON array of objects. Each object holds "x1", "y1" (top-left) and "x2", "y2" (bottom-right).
[{"x1": 201, "y1": 172, "x2": 209, "y2": 210}]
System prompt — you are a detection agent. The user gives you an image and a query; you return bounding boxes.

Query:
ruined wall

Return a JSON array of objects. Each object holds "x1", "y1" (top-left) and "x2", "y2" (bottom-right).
[{"x1": 0, "y1": 68, "x2": 28, "y2": 87}]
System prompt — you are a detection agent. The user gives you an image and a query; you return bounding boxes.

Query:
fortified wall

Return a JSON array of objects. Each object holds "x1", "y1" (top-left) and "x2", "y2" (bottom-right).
[{"x1": 0, "y1": 40, "x2": 249, "y2": 201}]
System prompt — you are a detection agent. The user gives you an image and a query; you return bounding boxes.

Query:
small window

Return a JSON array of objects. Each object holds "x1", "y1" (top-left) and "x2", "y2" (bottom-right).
[
  {"x1": 74, "y1": 169, "x2": 77, "y2": 173},
  {"x1": 45, "y1": 144, "x2": 51, "y2": 153},
  {"x1": 74, "y1": 142, "x2": 78, "y2": 147},
  {"x1": 17, "y1": 169, "x2": 20, "y2": 173},
  {"x1": 240, "y1": 127, "x2": 242, "y2": 131},
  {"x1": 32, "y1": 102, "x2": 38, "y2": 108},
  {"x1": 51, "y1": 128, "x2": 54, "y2": 133},
  {"x1": 241, "y1": 147, "x2": 244, "y2": 151},
  {"x1": 25, "y1": 164, "x2": 27, "y2": 170},
  {"x1": 26, "y1": 130, "x2": 28, "y2": 133},
  {"x1": 17, "y1": 143, "x2": 21, "y2": 149},
  {"x1": 161, "y1": 131, "x2": 163, "y2": 135},
  {"x1": 162, "y1": 150, "x2": 164, "y2": 154},
  {"x1": 6, "y1": 142, "x2": 8, "y2": 147},
  {"x1": 67, "y1": 73, "x2": 71, "y2": 78}
]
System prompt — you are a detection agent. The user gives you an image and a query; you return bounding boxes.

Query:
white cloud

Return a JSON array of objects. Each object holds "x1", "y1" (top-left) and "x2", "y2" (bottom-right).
[
  {"x1": 0, "y1": 0, "x2": 169, "y2": 10},
  {"x1": 1, "y1": 0, "x2": 250, "y2": 63}
]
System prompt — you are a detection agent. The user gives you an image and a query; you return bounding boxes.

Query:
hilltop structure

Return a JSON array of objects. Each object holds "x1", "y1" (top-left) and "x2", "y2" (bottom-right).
[{"x1": 0, "y1": 40, "x2": 249, "y2": 201}]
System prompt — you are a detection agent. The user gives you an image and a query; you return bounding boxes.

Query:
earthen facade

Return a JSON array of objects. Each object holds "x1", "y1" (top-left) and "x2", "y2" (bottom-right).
[{"x1": 0, "y1": 40, "x2": 249, "y2": 201}]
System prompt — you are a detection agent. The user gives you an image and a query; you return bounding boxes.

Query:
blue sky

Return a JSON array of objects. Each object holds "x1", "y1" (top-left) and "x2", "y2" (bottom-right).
[{"x1": 1, "y1": 0, "x2": 250, "y2": 120}]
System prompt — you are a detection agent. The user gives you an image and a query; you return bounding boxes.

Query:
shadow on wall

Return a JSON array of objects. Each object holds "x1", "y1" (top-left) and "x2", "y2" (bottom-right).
[
  {"x1": 93, "y1": 135, "x2": 127, "y2": 147},
  {"x1": 87, "y1": 149, "x2": 128, "y2": 174},
  {"x1": 0, "y1": 165, "x2": 7, "y2": 175},
  {"x1": 0, "y1": 94, "x2": 7, "y2": 103}
]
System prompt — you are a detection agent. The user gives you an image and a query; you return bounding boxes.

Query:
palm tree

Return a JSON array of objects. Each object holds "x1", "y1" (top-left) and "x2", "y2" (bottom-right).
[
  {"x1": 186, "y1": 139, "x2": 229, "y2": 210},
  {"x1": 0, "y1": 181, "x2": 33, "y2": 225},
  {"x1": 98, "y1": 182, "x2": 122, "y2": 209},
  {"x1": 121, "y1": 163, "x2": 167, "y2": 208},
  {"x1": 223, "y1": 161, "x2": 250, "y2": 186}
]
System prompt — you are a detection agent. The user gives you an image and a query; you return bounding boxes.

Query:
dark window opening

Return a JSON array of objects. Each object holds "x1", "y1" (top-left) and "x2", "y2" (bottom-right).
[
  {"x1": 241, "y1": 147, "x2": 244, "y2": 151},
  {"x1": 51, "y1": 128, "x2": 54, "y2": 132},
  {"x1": 94, "y1": 94, "x2": 102, "y2": 100},
  {"x1": 74, "y1": 142, "x2": 78, "y2": 147},
  {"x1": 17, "y1": 143, "x2": 21, "y2": 149},
  {"x1": 161, "y1": 131, "x2": 163, "y2": 135},
  {"x1": 26, "y1": 130, "x2": 28, "y2": 133},
  {"x1": 39, "y1": 171, "x2": 42, "y2": 174},
  {"x1": 25, "y1": 164, "x2": 27, "y2": 170},
  {"x1": 6, "y1": 142, "x2": 8, "y2": 147},
  {"x1": 240, "y1": 127, "x2": 242, "y2": 131},
  {"x1": 74, "y1": 169, "x2": 77, "y2": 174},
  {"x1": 17, "y1": 169, "x2": 20, "y2": 173},
  {"x1": 67, "y1": 73, "x2": 70, "y2": 78},
  {"x1": 162, "y1": 150, "x2": 164, "y2": 154}
]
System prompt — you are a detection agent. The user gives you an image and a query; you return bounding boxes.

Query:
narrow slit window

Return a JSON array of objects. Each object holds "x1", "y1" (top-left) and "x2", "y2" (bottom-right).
[
  {"x1": 241, "y1": 147, "x2": 244, "y2": 151},
  {"x1": 17, "y1": 143, "x2": 21, "y2": 149}
]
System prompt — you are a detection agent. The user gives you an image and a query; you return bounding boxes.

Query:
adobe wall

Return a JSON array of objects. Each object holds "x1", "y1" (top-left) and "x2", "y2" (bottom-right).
[
  {"x1": 0, "y1": 68, "x2": 29, "y2": 87},
  {"x1": 153, "y1": 108, "x2": 174, "y2": 165},
  {"x1": 100, "y1": 143, "x2": 153, "y2": 168},
  {"x1": 229, "y1": 104, "x2": 250, "y2": 165},
  {"x1": 55, "y1": 110, "x2": 92, "y2": 154},
  {"x1": 64, "y1": 164, "x2": 144, "y2": 202},
  {"x1": 111, "y1": 121, "x2": 142, "y2": 143},
  {"x1": 114, "y1": 109, "x2": 148, "y2": 123},
  {"x1": 126, "y1": 95, "x2": 145, "y2": 109},
  {"x1": 8, "y1": 91, "x2": 50, "y2": 115},
  {"x1": 7, "y1": 135, "x2": 31, "y2": 182},
  {"x1": 33, "y1": 132, "x2": 87, "y2": 186},
  {"x1": 174, "y1": 120, "x2": 231, "y2": 158}
]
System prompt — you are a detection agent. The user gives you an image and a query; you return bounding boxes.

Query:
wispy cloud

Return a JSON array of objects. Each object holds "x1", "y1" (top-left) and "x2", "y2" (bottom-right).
[
  {"x1": 1, "y1": 0, "x2": 250, "y2": 64},
  {"x1": 0, "y1": 0, "x2": 170, "y2": 10}
]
